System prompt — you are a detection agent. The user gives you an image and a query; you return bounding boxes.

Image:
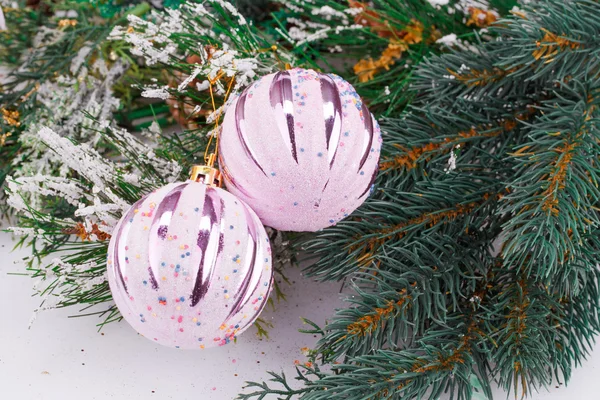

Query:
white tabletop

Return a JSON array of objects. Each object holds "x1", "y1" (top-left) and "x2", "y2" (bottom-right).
[{"x1": 1, "y1": 231, "x2": 598, "y2": 399}]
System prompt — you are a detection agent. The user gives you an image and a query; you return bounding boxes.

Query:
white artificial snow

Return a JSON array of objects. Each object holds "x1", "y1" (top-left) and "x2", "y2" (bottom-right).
[
  {"x1": 109, "y1": 14, "x2": 179, "y2": 66},
  {"x1": 70, "y1": 45, "x2": 92, "y2": 75},
  {"x1": 234, "y1": 58, "x2": 258, "y2": 85},
  {"x1": 511, "y1": 5, "x2": 525, "y2": 15},
  {"x1": 55, "y1": 9, "x2": 78, "y2": 18},
  {"x1": 108, "y1": 126, "x2": 182, "y2": 183},
  {"x1": 6, "y1": 175, "x2": 86, "y2": 212},
  {"x1": 6, "y1": 2, "x2": 264, "y2": 329},
  {"x1": 196, "y1": 80, "x2": 210, "y2": 91},
  {"x1": 456, "y1": 40, "x2": 481, "y2": 54},
  {"x1": 141, "y1": 87, "x2": 170, "y2": 100},
  {"x1": 287, "y1": 17, "x2": 328, "y2": 31},
  {"x1": 311, "y1": 5, "x2": 348, "y2": 23},
  {"x1": 122, "y1": 172, "x2": 141, "y2": 184},
  {"x1": 15, "y1": 58, "x2": 126, "y2": 188},
  {"x1": 206, "y1": 104, "x2": 225, "y2": 124},
  {"x1": 457, "y1": 0, "x2": 489, "y2": 11},
  {"x1": 209, "y1": 0, "x2": 247, "y2": 25},
  {"x1": 344, "y1": 6, "x2": 363, "y2": 16},
  {"x1": 436, "y1": 33, "x2": 458, "y2": 45},
  {"x1": 445, "y1": 145, "x2": 459, "y2": 173},
  {"x1": 208, "y1": 50, "x2": 236, "y2": 75},
  {"x1": 33, "y1": 26, "x2": 65, "y2": 48},
  {"x1": 190, "y1": 105, "x2": 202, "y2": 116},
  {"x1": 455, "y1": 0, "x2": 496, "y2": 18},
  {"x1": 92, "y1": 58, "x2": 109, "y2": 77},
  {"x1": 288, "y1": 27, "x2": 311, "y2": 42},
  {"x1": 295, "y1": 25, "x2": 362, "y2": 46},
  {"x1": 277, "y1": 1, "x2": 303, "y2": 13},
  {"x1": 26, "y1": 256, "x2": 106, "y2": 328},
  {"x1": 75, "y1": 203, "x2": 122, "y2": 226},
  {"x1": 0, "y1": 6, "x2": 6, "y2": 31},
  {"x1": 148, "y1": 121, "x2": 162, "y2": 136},
  {"x1": 186, "y1": 2, "x2": 209, "y2": 15},
  {"x1": 437, "y1": 36, "x2": 481, "y2": 53},
  {"x1": 6, "y1": 227, "x2": 43, "y2": 238},
  {"x1": 37, "y1": 127, "x2": 120, "y2": 199},
  {"x1": 177, "y1": 67, "x2": 202, "y2": 92},
  {"x1": 428, "y1": 0, "x2": 450, "y2": 6},
  {"x1": 111, "y1": 2, "x2": 284, "y2": 101}
]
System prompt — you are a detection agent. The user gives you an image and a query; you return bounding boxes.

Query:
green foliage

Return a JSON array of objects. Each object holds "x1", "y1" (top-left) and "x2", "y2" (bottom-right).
[
  {"x1": 271, "y1": 0, "x2": 517, "y2": 115},
  {"x1": 2, "y1": 0, "x2": 296, "y2": 331},
  {"x1": 6, "y1": 122, "x2": 172, "y2": 326},
  {"x1": 243, "y1": 0, "x2": 600, "y2": 399},
  {"x1": 0, "y1": 2, "x2": 40, "y2": 65},
  {"x1": 0, "y1": 0, "x2": 152, "y2": 193}
]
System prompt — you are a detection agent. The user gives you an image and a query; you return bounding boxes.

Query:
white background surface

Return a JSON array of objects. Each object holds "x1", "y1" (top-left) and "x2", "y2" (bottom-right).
[{"x1": 1, "y1": 230, "x2": 600, "y2": 399}]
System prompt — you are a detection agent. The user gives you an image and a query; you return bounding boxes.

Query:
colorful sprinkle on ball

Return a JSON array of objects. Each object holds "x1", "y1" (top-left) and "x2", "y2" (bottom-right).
[
  {"x1": 219, "y1": 68, "x2": 382, "y2": 232},
  {"x1": 107, "y1": 181, "x2": 274, "y2": 349}
]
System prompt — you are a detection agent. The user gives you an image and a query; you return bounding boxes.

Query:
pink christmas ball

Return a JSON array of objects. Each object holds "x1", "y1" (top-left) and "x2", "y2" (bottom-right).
[
  {"x1": 107, "y1": 181, "x2": 273, "y2": 349},
  {"x1": 219, "y1": 68, "x2": 382, "y2": 232}
]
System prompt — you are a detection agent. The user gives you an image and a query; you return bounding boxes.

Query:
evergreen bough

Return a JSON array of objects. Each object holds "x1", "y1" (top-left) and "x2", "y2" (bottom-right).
[
  {"x1": 3, "y1": 0, "x2": 600, "y2": 399},
  {"x1": 241, "y1": 1, "x2": 600, "y2": 398}
]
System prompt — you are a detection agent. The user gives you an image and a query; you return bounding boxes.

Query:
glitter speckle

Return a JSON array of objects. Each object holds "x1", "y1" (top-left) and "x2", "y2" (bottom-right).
[{"x1": 106, "y1": 180, "x2": 275, "y2": 349}]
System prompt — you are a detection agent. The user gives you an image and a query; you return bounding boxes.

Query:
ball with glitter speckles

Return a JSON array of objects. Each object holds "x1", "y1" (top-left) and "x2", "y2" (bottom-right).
[
  {"x1": 106, "y1": 181, "x2": 273, "y2": 349},
  {"x1": 218, "y1": 68, "x2": 382, "y2": 232}
]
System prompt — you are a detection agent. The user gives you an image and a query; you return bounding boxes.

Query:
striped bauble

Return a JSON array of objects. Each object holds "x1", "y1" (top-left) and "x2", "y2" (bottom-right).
[
  {"x1": 107, "y1": 181, "x2": 273, "y2": 349},
  {"x1": 219, "y1": 68, "x2": 382, "y2": 232}
]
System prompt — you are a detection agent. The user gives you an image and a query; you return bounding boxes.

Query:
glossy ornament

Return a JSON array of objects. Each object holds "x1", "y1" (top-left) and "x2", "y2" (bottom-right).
[
  {"x1": 219, "y1": 68, "x2": 382, "y2": 232},
  {"x1": 107, "y1": 181, "x2": 273, "y2": 349}
]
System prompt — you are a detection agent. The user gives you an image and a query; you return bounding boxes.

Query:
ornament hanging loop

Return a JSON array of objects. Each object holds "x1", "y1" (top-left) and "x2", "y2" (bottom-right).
[{"x1": 190, "y1": 154, "x2": 222, "y2": 187}]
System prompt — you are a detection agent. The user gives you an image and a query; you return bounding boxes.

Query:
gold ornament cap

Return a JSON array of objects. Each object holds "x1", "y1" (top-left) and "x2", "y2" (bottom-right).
[{"x1": 189, "y1": 154, "x2": 222, "y2": 187}]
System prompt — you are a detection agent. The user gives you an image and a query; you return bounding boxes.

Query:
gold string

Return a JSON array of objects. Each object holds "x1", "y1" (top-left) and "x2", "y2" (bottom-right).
[
  {"x1": 203, "y1": 69, "x2": 235, "y2": 166},
  {"x1": 201, "y1": 44, "x2": 283, "y2": 166}
]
